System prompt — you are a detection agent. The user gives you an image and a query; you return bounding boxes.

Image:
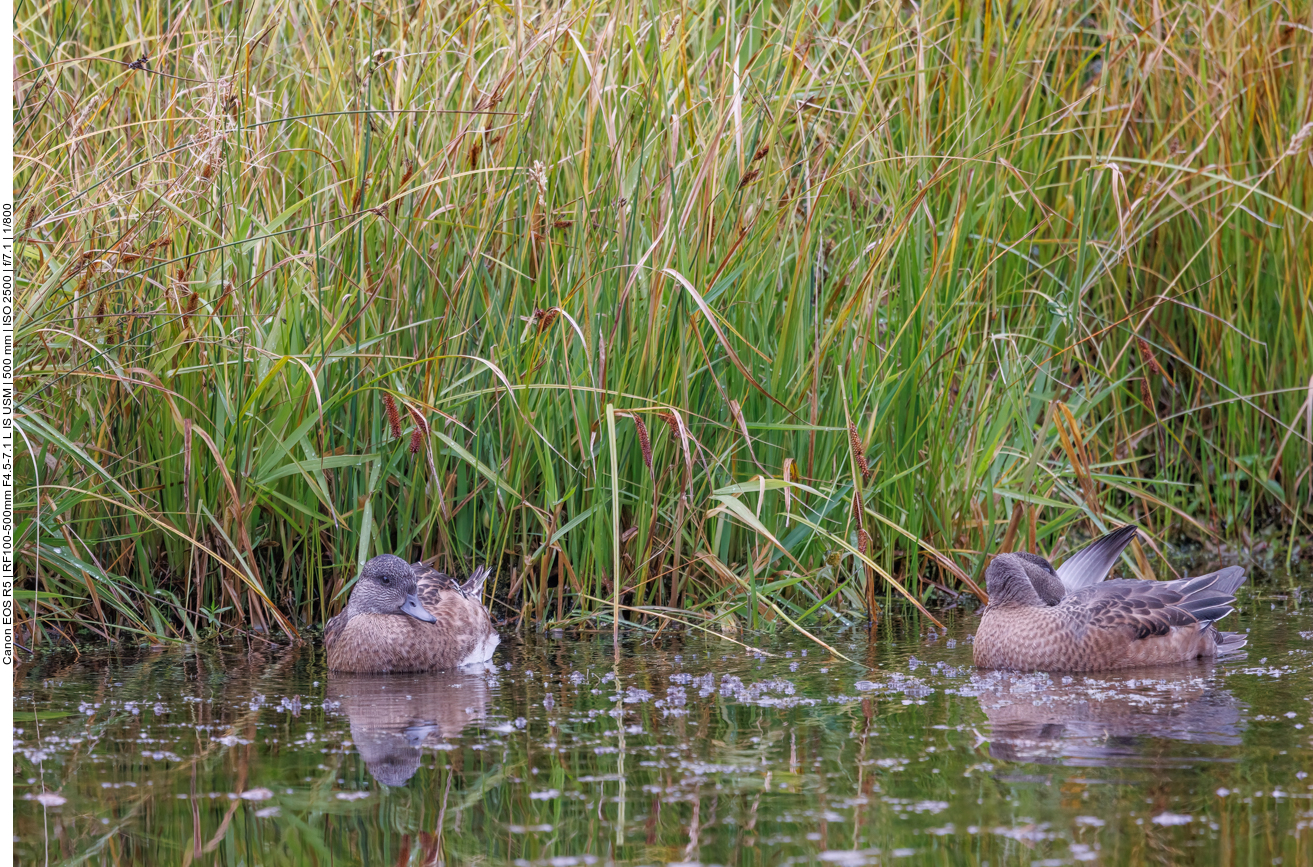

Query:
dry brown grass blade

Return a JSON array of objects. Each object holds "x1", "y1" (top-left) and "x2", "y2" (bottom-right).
[{"x1": 1053, "y1": 402, "x2": 1099, "y2": 514}]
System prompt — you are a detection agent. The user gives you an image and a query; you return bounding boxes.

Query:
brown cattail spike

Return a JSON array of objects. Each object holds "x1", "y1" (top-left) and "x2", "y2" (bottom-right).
[
  {"x1": 752, "y1": 144, "x2": 770, "y2": 162},
  {"x1": 633, "y1": 416, "x2": 652, "y2": 470},
  {"x1": 848, "y1": 421, "x2": 872, "y2": 481},
  {"x1": 383, "y1": 394, "x2": 403, "y2": 439},
  {"x1": 737, "y1": 169, "x2": 761, "y2": 191},
  {"x1": 656, "y1": 411, "x2": 681, "y2": 438},
  {"x1": 1140, "y1": 376, "x2": 1154, "y2": 408},
  {"x1": 407, "y1": 407, "x2": 428, "y2": 454},
  {"x1": 857, "y1": 529, "x2": 871, "y2": 556},
  {"x1": 1137, "y1": 337, "x2": 1164, "y2": 376}
]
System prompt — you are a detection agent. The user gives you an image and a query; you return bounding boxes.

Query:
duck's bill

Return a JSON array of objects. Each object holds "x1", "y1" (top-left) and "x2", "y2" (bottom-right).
[{"x1": 401, "y1": 594, "x2": 437, "y2": 623}]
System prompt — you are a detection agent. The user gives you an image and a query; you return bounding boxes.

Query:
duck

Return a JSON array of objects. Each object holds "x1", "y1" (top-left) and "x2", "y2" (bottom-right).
[
  {"x1": 973, "y1": 525, "x2": 1248, "y2": 672},
  {"x1": 327, "y1": 669, "x2": 492, "y2": 785},
  {"x1": 325, "y1": 554, "x2": 499, "y2": 673},
  {"x1": 976, "y1": 668, "x2": 1244, "y2": 765}
]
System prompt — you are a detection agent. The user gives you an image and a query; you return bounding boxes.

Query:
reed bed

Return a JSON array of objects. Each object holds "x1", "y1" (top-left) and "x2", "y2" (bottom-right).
[{"x1": 12, "y1": 0, "x2": 1313, "y2": 644}]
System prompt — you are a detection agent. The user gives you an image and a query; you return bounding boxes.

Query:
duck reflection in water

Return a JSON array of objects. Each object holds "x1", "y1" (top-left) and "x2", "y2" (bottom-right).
[
  {"x1": 328, "y1": 668, "x2": 494, "y2": 786},
  {"x1": 974, "y1": 664, "x2": 1244, "y2": 767}
]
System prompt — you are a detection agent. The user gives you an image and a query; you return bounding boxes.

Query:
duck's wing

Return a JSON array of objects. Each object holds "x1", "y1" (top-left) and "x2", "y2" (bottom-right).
[
  {"x1": 411, "y1": 561, "x2": 465, "y2": 608},
  {"x1": 1055, "y1": 524, "x2": 1141, "y2": 591},
  {"x1": 1068, "y1": 566, "x2": 1248, "y2": 639},
  {"x1": 460, "y1": 566, "x2": 491, "y2": 597},
  {"x1": 411, "y1": 562, "x2": 493, "y2": 606}
]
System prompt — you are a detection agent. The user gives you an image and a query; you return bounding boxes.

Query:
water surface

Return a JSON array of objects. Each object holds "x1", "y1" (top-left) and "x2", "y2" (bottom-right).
[{"x1": 15, "y1": 581, "x2": 1313, "y2": 866}]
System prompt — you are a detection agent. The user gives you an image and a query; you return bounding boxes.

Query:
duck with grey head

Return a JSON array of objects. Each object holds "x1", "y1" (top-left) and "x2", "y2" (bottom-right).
[
  {"x1": 325, "y1": 554, "x2": 499, "y2": 673},
  {"x1": 973, "y1": 525, "x2": 1248, "y2": 672}
]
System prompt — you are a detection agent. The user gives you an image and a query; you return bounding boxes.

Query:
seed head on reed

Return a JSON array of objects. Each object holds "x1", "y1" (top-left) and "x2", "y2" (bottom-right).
[
  {"x1": 531, "y1": 160, "x2": 548, "y2": 209},
  {"x1": 1140, "y1": 376, "x2": 1154, "y2": 407},
  {"x1": 737, "y1": 168, "x2": 761, "y2": 191},
  {"x1": 1286, "y1": 122, "x2": 1313, "y2": 156},
  {"x1": 857, "y1": 529, "x2": 871, "y2": 555},
  {"x1": 848, "y1": 421, "x2": 872, "y2": 481},
  {"x1": 382, "y1": 393, "x2": 402, "y2": 439},
  {"x1": 656, "y1": 411, "x2": 681, "y2": 438},
  {"x1": 752, "y1": 144, "x2": 770, "y2": 161},
  {"x1": 1137, "y1": 336, "x2": 1164, "y2": 376},
  {"x1": 532, "y1": 307, "x2": 561, "y2": 333},
  {"x1": 633, "y1": 416, "x2": 652, "y2": 470},
  {"x1": 407, "y1": 406, "x2": 428, "y2": 454}
]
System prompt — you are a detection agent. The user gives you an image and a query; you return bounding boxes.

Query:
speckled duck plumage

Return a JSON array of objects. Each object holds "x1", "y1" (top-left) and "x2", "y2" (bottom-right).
[
  {"x1": 325, "y1": 555, "x2": 499, "y2": 673},
  {"x1": 974, "y1": 525, "x2": 1247, "y2": 672}
]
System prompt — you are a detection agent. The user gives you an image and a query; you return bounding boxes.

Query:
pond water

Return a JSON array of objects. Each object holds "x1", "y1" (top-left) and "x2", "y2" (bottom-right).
[{"x1": 14, "y1": 575, "x2": 1313, "y2": 866}]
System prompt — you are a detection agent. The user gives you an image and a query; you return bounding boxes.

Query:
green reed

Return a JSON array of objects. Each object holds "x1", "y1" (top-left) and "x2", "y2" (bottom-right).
[{"x1": 12, "y1": 0, "x2": 1312, "y2": 642}]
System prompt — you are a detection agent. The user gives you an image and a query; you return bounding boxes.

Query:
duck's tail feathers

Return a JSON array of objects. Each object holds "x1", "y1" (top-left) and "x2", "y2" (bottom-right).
[
  {"x1": 1173, "y1": 565, "x2": 1248, "y2": 625},
  {"x1": 1055, "y1": 524, "x2": 1140, "y2": 591},
  {"x1": 1214, "y1": 630, "x2": 1247, "y2": 655},
  {"x1": 461, "y1": 566, "x2": 492, "y2": 597}
]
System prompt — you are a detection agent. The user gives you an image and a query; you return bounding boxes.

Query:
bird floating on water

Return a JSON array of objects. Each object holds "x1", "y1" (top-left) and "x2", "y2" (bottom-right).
[
  {"x1": 974, "y1": 525, "x2": 1247, "y2": 672},
  {"x1": 325, "y1": 554, "x2": 499, "y2": 673}
]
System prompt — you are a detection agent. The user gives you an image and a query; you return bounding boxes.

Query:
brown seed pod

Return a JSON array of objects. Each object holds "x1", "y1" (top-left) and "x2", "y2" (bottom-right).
[
  {"x1": 1137, "y1": 336, "x2": 1164, "y2": 376},
  {"x1": 736, "y1": 169, "x2": 761, "y2": 191},
  {"x1": 408, "y1": 406, "x2": 428, "y2": 454},
  {"x1": 656, "y1": 411, "x2": 682, "y2": 438},
  {"x1": 536, "y1": 307, "x2": 560, "y2": 333},
  {"x1": 633, "y1": 415, "x2": 652, "y2": 470},
  {"x1": 857, "y1": 529, "x2": 871, "y2": 556},
  {"x1": 383, "y1": 394, "x2": 402, "y2": 439},
  {"x1": 848, "y1": 421, "x2": 872, "y2": 480},
  {"x1": 614, "y1": 411, "x2": 653, "y2": 471},
  {"x1": 1140, "y1": 376, "x2": 1154, "y2": 407},
  {"x1": 752, "y1": 144, "x2": 770, "y2": 162}
]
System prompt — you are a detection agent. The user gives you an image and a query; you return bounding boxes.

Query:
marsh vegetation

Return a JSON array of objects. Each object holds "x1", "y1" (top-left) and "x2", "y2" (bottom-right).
[{"x1": 12, "y1": 0, "x2": 1313, "y2": 643}]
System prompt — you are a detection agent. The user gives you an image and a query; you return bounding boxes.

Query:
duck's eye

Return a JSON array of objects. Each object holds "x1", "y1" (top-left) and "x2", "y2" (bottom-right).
[{"x1": 378, "y1": 576, "x2": 391, "y2": 586}]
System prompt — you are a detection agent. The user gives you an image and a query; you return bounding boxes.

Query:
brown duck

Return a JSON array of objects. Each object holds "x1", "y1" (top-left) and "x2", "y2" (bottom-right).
[
  {"x1": 974, "y1": 525, "x2": 1247, "y2": 672},
  {"x1": 328, "y1": 670, "x2": 492, "y2": 785},
  {"x1": 325, "y1": 555, "x2": 499, "y2": 673}
]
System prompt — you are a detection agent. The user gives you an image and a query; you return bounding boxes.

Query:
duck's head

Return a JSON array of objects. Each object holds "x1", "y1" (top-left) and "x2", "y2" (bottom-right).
[
  {"x1": 346, "y1": 555, "x2": 437, "y2": 623},
  {"x1": 985, "y1": 552, "x2": 1065, "y2": 607}
]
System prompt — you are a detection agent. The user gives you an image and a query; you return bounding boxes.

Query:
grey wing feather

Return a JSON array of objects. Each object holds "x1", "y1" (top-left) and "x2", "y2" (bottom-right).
[
  {"x1": 1069, "y1": 566, "x2": 1248, "y2": 639},
  {"x1": 461, "y1": 566, "x2": 491, "y2": 597},
  {"x1": 1055, "y1": 524, "x2": 1141, "y2": 591}
]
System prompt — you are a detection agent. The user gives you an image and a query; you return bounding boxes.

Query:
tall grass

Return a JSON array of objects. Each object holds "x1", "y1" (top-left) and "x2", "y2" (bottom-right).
[{"x1": 12, "y1": 0, "x2": 1313, "y2": 643}]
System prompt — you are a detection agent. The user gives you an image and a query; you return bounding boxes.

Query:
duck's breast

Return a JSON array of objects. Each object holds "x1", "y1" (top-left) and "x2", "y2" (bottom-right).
[
  {"x1": 327, "y1": 614, "x2": 448, "y2": 673},
  {"x1": 974, "y1": 604, "x2": 1107, "y2": 672}
]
